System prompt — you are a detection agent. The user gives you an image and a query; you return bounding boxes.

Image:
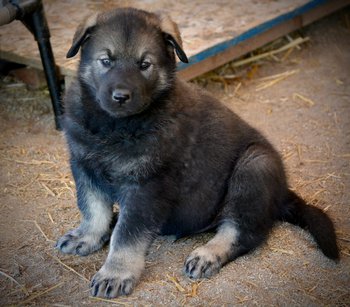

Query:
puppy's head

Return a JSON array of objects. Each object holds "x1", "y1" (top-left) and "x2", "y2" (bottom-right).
[{"x1": 67, "y1": 8, "x2": 188, "y2": 118}]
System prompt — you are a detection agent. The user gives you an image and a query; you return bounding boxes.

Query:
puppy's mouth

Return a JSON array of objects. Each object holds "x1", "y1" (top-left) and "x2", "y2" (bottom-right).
[{"x1": 97, "y1": 96, "x2": 152, "y2": 118}]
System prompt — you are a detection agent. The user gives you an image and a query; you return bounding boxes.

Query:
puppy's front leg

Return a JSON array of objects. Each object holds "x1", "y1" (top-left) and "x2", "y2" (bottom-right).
[
  {"x1": 90, "y1": 208, "x2": 155, "y2": 298},
  {"x1": 56, "y1": 164, "x2": 113, "y2": 256}
]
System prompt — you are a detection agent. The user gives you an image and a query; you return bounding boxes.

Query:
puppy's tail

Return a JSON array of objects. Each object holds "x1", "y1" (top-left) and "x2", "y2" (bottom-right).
[{"x1": 278, "y1": 190, "x2": 339, "y2": 260}]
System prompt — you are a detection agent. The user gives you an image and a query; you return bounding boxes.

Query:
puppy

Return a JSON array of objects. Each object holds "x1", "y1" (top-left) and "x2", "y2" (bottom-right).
[{"x1": 56, "y1": 8, "x2": 339, "y2": 298}]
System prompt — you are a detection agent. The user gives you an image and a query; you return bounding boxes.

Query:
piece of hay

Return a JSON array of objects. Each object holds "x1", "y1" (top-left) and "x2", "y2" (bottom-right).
[
  {"x1": 0, "y1": 270, "x2": 29, "y2": 295},
  {"x1": 235, "y1": 295, "x2": 251, "y2": 304},
  {"x1": 166, "y1": 274, "x2": 186, "y2": 293},
  {"x1": 18, "y1": 282, "x2": 64, "y2": 305},
  {"x1": 293, "y1": 93, "x2": 315, "y2": 107},
  {"x1": 4, "y1": 158, "x2": 55, "y2": 165},
  {"x1": 89, "y1": 297, "x2": 132, "y2": 306},
  {"x1": 337, "y1": 153, "x2": 350, "y2": 159},
  {"x1": 282, "y1": 150, "x2": 295, "y2": 161},
  {"x1": 270, "y1": 248, "x2": 294, "y2": 255},
  {"x1": 34, "y1": 220, "x2": 54, "y2": 242},
  {"x1": 296, "y1": 144, "x2": 303, "y2": 163},
  {"x1": 255, "y1": 70, "x2": 299, "y2": 91},
  {"x1": 338, "y1": 237, "x2": 350, "y2": 243},
  {"x1": 41, "y1": 182, "x2": 56, "y2": 197},
  {"x1": 46, "y1": 254, "x2": 89, "y2": 282},
  {"x1": 233, "y1": 82, "x2": 242, "y2": 96},
  {"x1": 47, "y1": 212, "x2": 55, "y2": 224},
  {"x1": 232, "y1": 37, "x2": 309, "y2": 67},
  {"x1": 303, "y1": 159, "x2": 329, "y2": 163},
  {"x1": 281, "y1": 47, "x2": 294, "y2": 61},
  {"x1": 186, "y1": 282, "x2": 200, "y2": 298},
  {"x1": 257, "y1": 70, "x2": 299, "y2": 82}
]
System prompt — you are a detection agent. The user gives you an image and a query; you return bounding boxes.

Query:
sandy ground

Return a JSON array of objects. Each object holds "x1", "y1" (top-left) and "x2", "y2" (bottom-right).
[{"x1": 0, "y1": 8, "x2": 349, "y2": 307}]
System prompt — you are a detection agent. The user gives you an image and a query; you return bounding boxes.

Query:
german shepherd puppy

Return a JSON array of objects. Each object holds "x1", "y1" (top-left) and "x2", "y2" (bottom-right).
[{"x1": 56, "y1": 8, "x2": 339, "y2": 298}]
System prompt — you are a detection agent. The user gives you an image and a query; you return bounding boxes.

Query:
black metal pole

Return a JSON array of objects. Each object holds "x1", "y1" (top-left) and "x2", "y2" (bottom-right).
[{"x1": 22, "y1": 0, "x2": 63, "y2": 130}]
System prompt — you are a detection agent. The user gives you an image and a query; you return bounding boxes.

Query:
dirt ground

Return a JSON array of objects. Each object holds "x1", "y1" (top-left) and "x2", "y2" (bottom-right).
[{"x1": 0, "y1": 8, "x2": 349, "y2": 307}]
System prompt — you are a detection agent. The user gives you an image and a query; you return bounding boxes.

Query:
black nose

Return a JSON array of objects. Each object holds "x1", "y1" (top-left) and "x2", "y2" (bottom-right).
[{"x1": 112, "y1": 89, "x2": 131, "y2": 105}]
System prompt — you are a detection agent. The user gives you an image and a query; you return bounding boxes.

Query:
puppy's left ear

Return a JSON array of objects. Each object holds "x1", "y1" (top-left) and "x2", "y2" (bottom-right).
[{"x1": 159, "y1": 14, "x2": 189, "y2": 63}]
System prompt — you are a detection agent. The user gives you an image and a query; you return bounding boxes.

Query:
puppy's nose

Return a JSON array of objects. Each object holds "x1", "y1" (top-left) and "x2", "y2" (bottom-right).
[{"x1": 112, "y1": 89, "x2": 131, "y2": 105}]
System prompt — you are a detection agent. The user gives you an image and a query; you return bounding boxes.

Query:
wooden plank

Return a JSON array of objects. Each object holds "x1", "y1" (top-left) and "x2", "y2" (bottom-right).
[{"x1": 178, "y1": 0, "x2": 350, "y2": 80}]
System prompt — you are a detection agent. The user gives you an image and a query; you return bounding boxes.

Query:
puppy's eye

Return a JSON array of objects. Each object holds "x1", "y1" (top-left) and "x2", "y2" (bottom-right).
[
  {"x1": 139, "y1": 60, "x2": 151, "y2": 71},
  {"x1": 100, "y1": 58, "x2": 112, "y2": 67}
]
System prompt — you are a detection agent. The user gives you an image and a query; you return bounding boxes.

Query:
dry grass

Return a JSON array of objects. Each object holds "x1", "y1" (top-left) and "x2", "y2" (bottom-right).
[
  {"x1": 18, "y1": 282, "x2": 65, "y2": 306},
  {"x1": 46, "y1": 254, "x2": 90, "y2": 283},
  {"x1": 0, "y1": 144, "x2": 74, "y2": 203},
  {"x1": 89, "y1": 296, "x2": 133, "y2": 306},
  {"x1": 0, "y1": 271, "x2": 29, "y2": 296},
  {"x1": 192, "y1": 34, "x2": 309, "y2": 93},
  {"x1": 255, "y1": 69, "x2": 299, "y2": 91}
]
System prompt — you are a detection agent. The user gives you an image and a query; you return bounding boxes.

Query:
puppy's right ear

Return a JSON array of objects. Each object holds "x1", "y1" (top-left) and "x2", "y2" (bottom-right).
[{"x1": 66, "y1": 14, "x2": 99, "y2": 58}]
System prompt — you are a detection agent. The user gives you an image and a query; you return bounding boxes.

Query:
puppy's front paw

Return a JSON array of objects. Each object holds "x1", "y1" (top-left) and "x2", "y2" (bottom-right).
[
  {"x1": 184, "y1": 246, "x2": 222, "y2": 279},
  {"x1": 90, "y1": 268, "x2": 136, "y2": 298},
  {"x1": 55, "y1": 228, "x2": 109, "y2": 256}
]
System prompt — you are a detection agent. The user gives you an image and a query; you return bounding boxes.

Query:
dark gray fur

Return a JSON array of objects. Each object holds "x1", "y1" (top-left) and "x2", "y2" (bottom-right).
[{"x1": 56, "y1": 7, "x2": 339, "y2": 299}]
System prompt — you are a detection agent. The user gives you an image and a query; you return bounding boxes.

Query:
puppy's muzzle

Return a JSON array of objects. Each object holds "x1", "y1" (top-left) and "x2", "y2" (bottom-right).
[{"x1": 112, "y1": 88, "x2": 131, "y2": 105}]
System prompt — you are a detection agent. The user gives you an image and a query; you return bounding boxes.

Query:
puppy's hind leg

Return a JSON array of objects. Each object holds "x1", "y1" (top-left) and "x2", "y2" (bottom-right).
[
  {"x1": 185, "y1": 144, "x2": 284, "y2": 278},
  {"x1": 56, "y1": 166, "x2": 113, "y2": 256},
  {"x1": 184, "y1": 221, "x2": 239, "y2": 279}
]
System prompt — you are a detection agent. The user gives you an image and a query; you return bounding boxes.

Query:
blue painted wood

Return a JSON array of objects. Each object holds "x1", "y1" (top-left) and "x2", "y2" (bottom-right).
[{"x1": 177, "y1": 0, "x2": 328, "y2": 70}]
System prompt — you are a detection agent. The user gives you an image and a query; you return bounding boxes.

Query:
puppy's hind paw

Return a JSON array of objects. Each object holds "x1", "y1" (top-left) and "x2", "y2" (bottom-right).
[{"x1": 184, "y1": 247, "x2": 222, "y2": 279}]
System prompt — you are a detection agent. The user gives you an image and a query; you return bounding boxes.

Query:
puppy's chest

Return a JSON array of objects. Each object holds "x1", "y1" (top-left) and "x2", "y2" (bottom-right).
[{"x1": 84, "y1": 128, "x2": 162, "y2": 182}]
